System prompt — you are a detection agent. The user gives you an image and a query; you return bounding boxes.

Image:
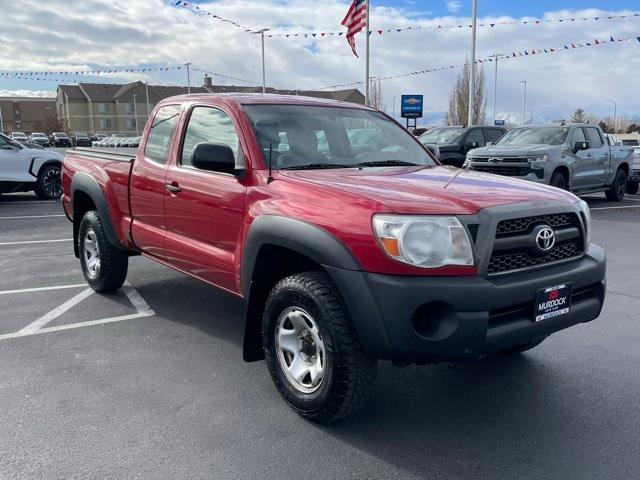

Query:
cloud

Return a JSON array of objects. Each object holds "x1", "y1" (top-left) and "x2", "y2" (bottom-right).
[
  {"x1": 446, "y1": 1, "x2": 462, "y2": 14},
  {"x1": 0, "y1": 89, "x2": 56, "y2": 98},
  {"x1": 0, "y1": 1, "x2": 638, "y2": 124}
]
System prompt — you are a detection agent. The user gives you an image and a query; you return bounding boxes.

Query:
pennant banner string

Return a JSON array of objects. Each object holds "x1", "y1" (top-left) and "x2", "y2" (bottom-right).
[{"x1": 317, "y1": 34, "x2": 640, "y2": 89}]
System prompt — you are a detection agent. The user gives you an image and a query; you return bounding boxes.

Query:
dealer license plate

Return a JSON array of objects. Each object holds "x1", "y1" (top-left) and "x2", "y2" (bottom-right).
[{"x1": 534, "y1": 284, "x2": 572, "y2": 322}]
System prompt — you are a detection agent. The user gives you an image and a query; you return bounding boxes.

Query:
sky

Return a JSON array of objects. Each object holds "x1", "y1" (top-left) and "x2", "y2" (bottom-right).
[{"x1": 1, "y1": 0, "x2": 639, "y2": 125}]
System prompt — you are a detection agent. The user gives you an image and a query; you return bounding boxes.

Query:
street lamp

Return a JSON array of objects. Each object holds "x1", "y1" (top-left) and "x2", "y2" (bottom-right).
[
  {"x1": 0, "y1": 105, "x2": 4, "y2": 134},
  {"x1": 133, "y1": 94, "x2": 139, "y2": 136},
  {"x1": 490, "y1": 53, "x2": 505, "y2": 125},
  {"x1": 519, "y1": 80, "x2": 527, "y2": 127},
  {"x1": 467, "y1": 0, "x2": 478, "y2": 126},
  {"x1": 606, "y1": 99, "x2": 617, "y2": 133},
  {"x1": 257, "y1": 28, "x2": 271, "y2": 95},
  {"x1": 527, "y1": 109, "x2": 533, "y2": 125}
]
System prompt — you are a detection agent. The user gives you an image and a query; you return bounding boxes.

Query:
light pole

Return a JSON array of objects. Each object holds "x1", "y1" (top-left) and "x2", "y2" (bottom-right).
[
  {"x1": 490, "y1": 53, "x2": 504, "y2": 125},
  {"x1": 0, "y1": 105, "x2": 4, "y2": 134},
  {"x1": 185, "y1": 62, "x2": 192, "y2": 94},
  {"x1": 606, "y1": 99, "x2": 617, "y2": 133},
  {"x1": 527, "y1": 109, "x2": 533, "y2": 125},
  {"x1": 145, "y1": 82, "x2": 151, "y2": 118},
  {"x1": 467, "y1": 0, "x2": 478, "y2": 126},
  {"x1": 392, "y1": 95, "x2": 397, "y2": 118},
  {"x1": 133, "y1": 94, "x2": 139, "y2": 136},
  {"x1": 258, "y1": 29, "x2": 270, "y2": 95},
  {"x1": 519, "y1": 80, "x2": 527, "y2": 127}
]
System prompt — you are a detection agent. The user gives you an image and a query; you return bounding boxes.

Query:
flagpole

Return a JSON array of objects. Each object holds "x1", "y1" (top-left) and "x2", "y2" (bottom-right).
[{"x1": 365, "y1": 0, "x2": 370, "y2": 106}]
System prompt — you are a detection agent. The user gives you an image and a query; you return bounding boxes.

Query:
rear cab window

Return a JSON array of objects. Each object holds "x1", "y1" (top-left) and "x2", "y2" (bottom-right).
[{"x1": 144, "y1": 105, "x2": 182, "y2": 164}]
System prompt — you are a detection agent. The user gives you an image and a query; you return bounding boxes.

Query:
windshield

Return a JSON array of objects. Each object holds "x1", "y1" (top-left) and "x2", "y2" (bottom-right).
[
  {"x1": 497, "y1": 126, "x2": 570, "y2": 146},
  {"x1": 54, "y1": 132, "x2": 68, "y2": 137},
  {"x1": 244, "y1": 105, "x2": 435, "y2": 169},
  {"x1": 418, "y1": 127, "x2": 464, "y2": 145},
  {"x1": 76, "y1": 133, "x2": 89, "y2": 138},
  {"x1": 32, "y1": 133, "x2": 46, "y2": 137}
]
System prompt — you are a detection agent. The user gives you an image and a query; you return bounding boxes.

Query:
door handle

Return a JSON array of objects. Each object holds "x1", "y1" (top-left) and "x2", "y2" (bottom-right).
[{"x1": 165, "y1": 182, "x2": 182, "y2": 194}]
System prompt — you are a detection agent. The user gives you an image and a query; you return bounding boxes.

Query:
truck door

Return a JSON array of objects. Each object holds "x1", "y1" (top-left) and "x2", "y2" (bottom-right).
[
  {"x1": 569, "y1": 127, "x2": 597, "y2": 190},
  {"x1": 584, "y1": 127, "x2": 608, "y2": 187},
  {"x1": 130, "y1": 104, "x2": 182, "y2": 259},
  {"x1": 163, "y1": 105, "x2": 247, "y2": 294}
]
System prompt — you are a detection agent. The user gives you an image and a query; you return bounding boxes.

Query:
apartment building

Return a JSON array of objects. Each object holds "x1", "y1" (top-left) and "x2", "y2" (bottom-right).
[{"x1": 0, "y1": 96, "x2": 57, "y2": 134}]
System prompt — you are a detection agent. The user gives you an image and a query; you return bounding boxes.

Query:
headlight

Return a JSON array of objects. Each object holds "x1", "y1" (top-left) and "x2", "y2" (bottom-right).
[
  {"x1": 528, "y1": 154, "x2": 549, "y2": 163},
  {"x1": 372, "y1": 215, "x2": 474, "y2": 268},
  {"x1": 576, "y1": 200, "x2": 591, "y2": 247}
]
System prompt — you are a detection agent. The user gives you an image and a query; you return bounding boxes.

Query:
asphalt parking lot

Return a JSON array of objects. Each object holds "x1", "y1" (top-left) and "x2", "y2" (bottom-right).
[{"x1": 0, "y1": 192, "x2": 639, "y2": 479}]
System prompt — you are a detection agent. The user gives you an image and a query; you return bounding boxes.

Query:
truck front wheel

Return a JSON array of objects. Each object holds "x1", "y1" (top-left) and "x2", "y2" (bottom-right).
[
  {"x1": 605, "y1": 169, "x2": 627, "y2": 202},
  {"x1": 78, "y1": 211, "x2": 128, "y2": 292},
  {"x1": 263, "y1": 271, "x2": 377, "y2": 423},
  {"x1": 550, "y1": 171, "x2": 568, "y2": 190}
]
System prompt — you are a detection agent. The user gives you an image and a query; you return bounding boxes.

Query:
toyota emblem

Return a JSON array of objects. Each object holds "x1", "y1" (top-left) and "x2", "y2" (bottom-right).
[{"x1": 536, "y1": 226, "x2": 555, "y2": 252}]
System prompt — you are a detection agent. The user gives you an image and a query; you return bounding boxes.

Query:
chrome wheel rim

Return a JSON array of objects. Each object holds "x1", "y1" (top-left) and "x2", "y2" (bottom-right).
[
  {"x1": 43, "y1": 167, "x2": 62, "y2": 198},
  {"x1": 275, "y1": 307, "x2": 326, "y2": 394},
  {"x1": 83, "y1": 228, "x2": 101, "y2": 279}
]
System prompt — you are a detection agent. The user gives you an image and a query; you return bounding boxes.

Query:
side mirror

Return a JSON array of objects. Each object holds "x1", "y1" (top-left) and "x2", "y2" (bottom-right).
[
  {"x1": 424, "y1": 144, "x2": 440, "y2": 160},
  {"x1": 572, "y1": 141, "x2": 590, "y2": 153},
  {"x1": 465, "y1": 140, "x2": 480, "y2": 149},
  {"x1": 192, "y1": 143, "x2": 239, "y2": 175},
  {"x1": 486, "y1": 141, "x2": 494, "y2": 146}
]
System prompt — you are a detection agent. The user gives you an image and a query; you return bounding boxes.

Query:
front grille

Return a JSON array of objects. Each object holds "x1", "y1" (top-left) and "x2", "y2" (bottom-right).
[
  {"x1": 487, "y1": 212, "x2": 584, "y2": 275},
  {"x1": 496, "y1": 213, "x2": 578, "y2": 236},
  {"x1": 471, "y1": 157, "x2": 528, "y2": 163},
  {"x1": 471, "y1": 165, "x2": 533, "y2": 176}
]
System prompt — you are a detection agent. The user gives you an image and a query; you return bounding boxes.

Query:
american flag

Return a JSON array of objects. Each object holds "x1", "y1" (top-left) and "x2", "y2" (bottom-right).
[{"x1": 341, "y1": 0, "x2": 368, "y2": 57}]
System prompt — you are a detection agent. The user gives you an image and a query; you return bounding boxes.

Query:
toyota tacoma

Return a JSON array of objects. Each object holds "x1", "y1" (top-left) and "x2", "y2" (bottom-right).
[{"x1": 62, "y1": 94, "x2": 606, "y2": 422}]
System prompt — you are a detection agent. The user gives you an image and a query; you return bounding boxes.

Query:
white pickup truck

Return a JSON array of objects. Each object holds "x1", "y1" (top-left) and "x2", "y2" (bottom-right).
[{"x1": 0, "y1": 133, "x2": 64, "y2": 199}]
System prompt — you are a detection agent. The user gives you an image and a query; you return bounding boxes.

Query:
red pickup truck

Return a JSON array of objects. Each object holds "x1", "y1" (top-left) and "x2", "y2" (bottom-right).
[{"x1": 62, "y1": 94, "x2": 606, "y2": 422}]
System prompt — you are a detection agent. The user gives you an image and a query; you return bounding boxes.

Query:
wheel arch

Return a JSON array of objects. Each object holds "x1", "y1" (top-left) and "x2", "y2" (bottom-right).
[
  {"x1": 70, "y1": 172, "x2": 125, "y2": 257},
  {"x1": 240, "y1": 216, "x2": 361, "y2": 362}
]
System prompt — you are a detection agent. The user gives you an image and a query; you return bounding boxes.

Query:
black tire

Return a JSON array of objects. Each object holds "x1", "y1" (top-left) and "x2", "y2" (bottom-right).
[
  {"x1": 34, "y1": 164, "x2": 62, "y2": 199},
  {"x1": 78, "y1": 211, "x2": 128, "y2": 292},
  {"x1": 549, "y1": 171, "x2": 568, "y2": 190},
  {"x1": 263, "y1": 271, "x2": 377, "y2": 423},
  {"x1": 605, "y1": 169, "x2": 627, "y2": 202},
  {"x1": 626, "y1": 180, "x2": 639, "y2": 195},
  {"x1": 501, "y1": 337, "x2": 547, "y2": 354}
]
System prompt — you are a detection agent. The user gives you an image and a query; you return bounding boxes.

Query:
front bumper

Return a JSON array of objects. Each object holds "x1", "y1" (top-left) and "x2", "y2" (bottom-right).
[{"x1": 326, "y1": 244, "x2": 605, "y2": 363}]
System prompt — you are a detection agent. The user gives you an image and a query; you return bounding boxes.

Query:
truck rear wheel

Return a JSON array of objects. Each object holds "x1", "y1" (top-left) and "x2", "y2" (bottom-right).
[
  {"x1": 263, "y1": 271, "x2": 377, "y2": 423},
  {"x1": 78, "y1": 211, "x2": 128, "y2": 293},
  {"x1": 605, "y1": 169, "x2": 627, "y2": 202},
  {"x1": 626, "y1": 180, "x2": 639, "y2": 195},
  {"x1": 34, "y1": 164, "x2": 62, "y2": 199}
]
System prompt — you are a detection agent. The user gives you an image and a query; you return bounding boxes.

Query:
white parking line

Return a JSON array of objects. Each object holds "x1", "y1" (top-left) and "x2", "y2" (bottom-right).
[
  {"x1": 0, "y1": 284, "x2": 86, "y2": 296},
  {"x1": 18, "y1": 288, "x2": 94, "y2": 334},
  {"x1": 0, "y1": 201, "x2": 58, "y2": 205},
  {"x1": 591, "y1": 205, "x2": 640, "y2": 211},
  {"x1": 0, "y1": 215, "x2": 66, "y2": 220},
  {"x1": 0, "y1": 239, "x2": 72, "y2": 246}
]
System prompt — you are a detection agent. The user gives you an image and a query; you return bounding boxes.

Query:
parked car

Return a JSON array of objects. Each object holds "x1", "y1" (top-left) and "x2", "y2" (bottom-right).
[
  {"x1": 72, "y1": 132, "x2": 92, "y2": 147},
  {"x1": 95, "y1": 133, "x2": 109, "y2": 141},
  {"x1": 28, "y1": 132, "x2": 50, "y2": 147},
  {"x1": 62, "y1": 95, "x2": 606, "y2": 421},
  {"x1": 0, "y1": 133, "x2": 63, "y2": 199},
  {"x1": 418, "y1": 126, "x2": 507, "y2": 167},
  {"x1": 51, "y1": 132, "x2": 72, "y2": 147},
  {"x1": 127, "y1": 136, "x2": 141, "y2": 148},
  {"x1": 19, "y1": 141, "x2": 46, "y2": 150},
  {"x1": 629, "y1": 147, "x2": 640, "y2": 194},
  {"x1": 621, "y1": 139, "x2": 639, "y2": 146},
  {"x1": 467, "y1": 123, "x2": 633, "y2": 201},
  {"x1": 9, "y1": 132, "x2": 28, "y2": 142}
]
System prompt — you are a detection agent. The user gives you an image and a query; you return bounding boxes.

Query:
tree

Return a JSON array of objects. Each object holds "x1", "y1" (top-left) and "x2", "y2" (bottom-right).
[
  {"x1": 446, "y1": 61, "x2": 486, "y2": 126},
  {"x1": 368, "y1": 77, "x2": 385, "y2": 112},
  {"x1": 627, "y1": 123, "x2": 640, "y2": 134},
  {"x1": 570, "y1": 108, "x2": 587, "y2": 123}
]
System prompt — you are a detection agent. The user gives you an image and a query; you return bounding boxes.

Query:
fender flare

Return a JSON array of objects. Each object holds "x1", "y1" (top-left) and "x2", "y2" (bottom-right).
[
  {"x1": 70, "y1": 172, "x2": 125, "y2": 255},
  {"x1": 28, "y1": 157, "x2": 62, "y2": 179},
  {"x1": 241, "y1": 215, "x2": 361, "y2": 298}
]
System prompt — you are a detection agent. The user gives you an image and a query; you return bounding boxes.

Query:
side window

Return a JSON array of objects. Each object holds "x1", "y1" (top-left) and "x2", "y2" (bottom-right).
[
  {"x1": 572, "y1": 127, "x2": 587, "y2": 144},
  {"x1": 0, "y1": 135, "x2": 11, "y2": 149},
  {"x1": 485, "y1": 128, "x2": 504, "y2": 143},
  {"x1": 181, "y1": 107, "x2": 244, "y2": 168},
  {"x1": 585, "y1": 128, "x2": 603, "y2": 148},
  {"x1": 144, "y1": 105, "x2": 181, "y2": 164},
  {"x1": 466, "y1": 129, "x2": 485, "y2": 146}
]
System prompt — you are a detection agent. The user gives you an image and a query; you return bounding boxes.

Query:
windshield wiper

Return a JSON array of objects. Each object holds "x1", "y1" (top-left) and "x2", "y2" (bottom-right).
[
  {"x1": 357, "y1": 160, "x2": 420, "y2": 167},
  {"x1": 280, "y1": 163, "x2": 353, "y2": 170}
]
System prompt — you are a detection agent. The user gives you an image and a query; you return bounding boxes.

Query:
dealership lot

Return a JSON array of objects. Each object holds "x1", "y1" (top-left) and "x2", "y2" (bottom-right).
[{"x1": 0, "y1": 193, "x2": 639, "y2": 479}]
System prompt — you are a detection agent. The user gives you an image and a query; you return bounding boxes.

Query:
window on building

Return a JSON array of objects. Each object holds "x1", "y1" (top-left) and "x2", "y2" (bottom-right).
[
  {"x1": 98, "y1": 103, "x2": 110, "y2": 114},
  {"x1": 126, "y1": 118, "x2": 137, "y2": 129},
  {"x1": 100, "y1": 118, "x2": 112, "y2": 129},
  {"x1": 125, "y1": 103, "x2": 135, "y2": 114},
  {"x1": 144, "y1": 105, "x2": 181, "y2": 164},
  {"x1": 180, "y1": 107, "x2": 244, "y2": 168}
]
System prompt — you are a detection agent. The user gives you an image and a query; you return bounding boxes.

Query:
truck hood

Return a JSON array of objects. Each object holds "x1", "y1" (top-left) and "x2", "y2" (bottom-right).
[
  {"x1": 277, "y1": 165, "x2": 576, "y2": 215},
  {"x1": 471, "y1": 144, "x2": 563, "y2": 157}
]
